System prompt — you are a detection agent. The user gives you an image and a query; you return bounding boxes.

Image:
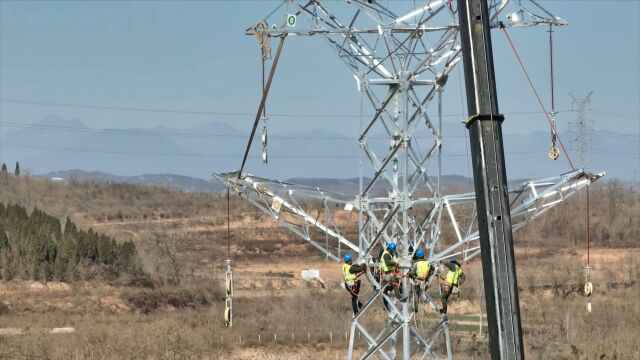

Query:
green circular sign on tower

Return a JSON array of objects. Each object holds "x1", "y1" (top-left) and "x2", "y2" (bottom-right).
[{"x1": 287, "y1": 14, "x2": 296, "y2": 27}]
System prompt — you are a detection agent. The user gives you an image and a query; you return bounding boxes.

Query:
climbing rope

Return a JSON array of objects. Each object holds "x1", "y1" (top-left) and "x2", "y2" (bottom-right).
[
  {"x1": 447, "y1": 0, "x2": 457, "y2": 15},
  {"x1": 500, "y1": 24, "x2": 575, "y2": 170}
]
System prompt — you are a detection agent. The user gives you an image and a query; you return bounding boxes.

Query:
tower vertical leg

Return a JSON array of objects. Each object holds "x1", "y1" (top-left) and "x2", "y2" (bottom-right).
[
  {"x1": 347, "y1": 321, "x2": 357, "y2": 360},
  {"x1": 401, "y1": 87, "x2": 412, "y2": 360}
]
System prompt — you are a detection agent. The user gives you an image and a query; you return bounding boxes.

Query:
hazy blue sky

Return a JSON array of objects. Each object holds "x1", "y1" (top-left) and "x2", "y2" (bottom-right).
[{"x1": 0, "y1": 0, "x2": 638, "y2": 179}]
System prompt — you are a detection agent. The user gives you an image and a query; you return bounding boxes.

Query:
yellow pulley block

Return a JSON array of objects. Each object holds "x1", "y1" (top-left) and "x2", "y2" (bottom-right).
[{"x1": 548, "y1": 145, "x2": 560, "y2": 160}]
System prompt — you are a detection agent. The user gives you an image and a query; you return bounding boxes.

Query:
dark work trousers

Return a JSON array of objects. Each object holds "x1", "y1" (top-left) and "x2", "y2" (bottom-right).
[
  {"x1": 382, "y1": 273, "x2": 403, "y2": 311},
  {"x1": 440, "y1": 283, "x2": 454, "y2": 314},
  {"x1": 346, "y1": 279, "x2": 363, "y2": 315},
  {"x1": 413, "y1": 280, "x2": 427, "y2": 312}
]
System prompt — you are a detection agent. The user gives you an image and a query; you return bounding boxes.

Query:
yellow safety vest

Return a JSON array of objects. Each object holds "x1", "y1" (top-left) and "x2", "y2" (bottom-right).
[
  {"x1": 343, "y1": 263, "x2": 356, "y2": 281},
  {"x1": 379, "y1": 250, "x2": 396, "y2": 274},
  {"x1": 415, "y1": 260, "x2": 430, "y2": 280},
  {"x1": 446, "y1": 266, "x2": 463, "y2": 285}
]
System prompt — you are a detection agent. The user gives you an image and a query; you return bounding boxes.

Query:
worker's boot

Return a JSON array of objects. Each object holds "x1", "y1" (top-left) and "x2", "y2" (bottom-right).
[
  {"x1": 393, "y1": 283, "x2": 402, "y2": 300},
  {"x1": 382, "y1": 293, "x2": 391, "y2": 311},
  {"x1": 439, "y1": 304, "x2": 447, "y2": 315}
]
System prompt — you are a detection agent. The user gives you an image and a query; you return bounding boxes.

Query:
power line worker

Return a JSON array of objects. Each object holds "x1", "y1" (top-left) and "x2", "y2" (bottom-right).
[
  {"x1": 380, "y1": 242, "x2": 403, "y2": 310},
  {"x1": 410, "y1": 248, "x2": 434, "y2": 312},
  {"x1": 343, "y1": 253, "x2": 366, "y2": 316},
  {"x1": 439, "y1": 258, "x2": 466, "y2": 315}
]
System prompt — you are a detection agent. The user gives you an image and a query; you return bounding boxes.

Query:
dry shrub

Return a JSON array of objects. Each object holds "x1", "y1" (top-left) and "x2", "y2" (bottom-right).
[
  {"x1": 126, "y1": 290, "x2": 162, "y2": 314},
  {"x1": 124, "y1": 285, "x2": 218, "y2": 314},
  {"x1": 0, "y1": 302, "x2": 9, "y2": 315},
  {"x1": 265, "y1": 271, "x2": 295, "y2": 278},
  {"x1": 0, "y1": 310, "x2": 232, "y2": 360}
]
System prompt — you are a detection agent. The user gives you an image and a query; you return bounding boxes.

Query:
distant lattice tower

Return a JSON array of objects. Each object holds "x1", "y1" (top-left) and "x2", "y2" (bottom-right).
[
  {"x1": 570, "y1": 92, "x2": 594, "y2": 169},
  {"x1": 570, "y1": 91, "x2": 596, "y2": 316}
]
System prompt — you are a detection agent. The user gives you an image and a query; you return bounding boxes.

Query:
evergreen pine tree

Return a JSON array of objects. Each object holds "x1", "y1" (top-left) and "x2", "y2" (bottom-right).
[
  {"x1": 63, "y1": 217, "x2": 78, "y2": 239},
  {"x1": 14, "y1": 162, "x2": 20, "y2": 176},
  {"x1": 1, "y1": 201, "x2": 144, "y2": 282},
  {"x1": 0, "y1": 224, "x2": 12, "y2": 280},
  {"x1": 1, "y1": 163, "x2": 6, "y2": 172},
  {"x1": 0, "y1": 223, "x2": 8, "y2": 250}
]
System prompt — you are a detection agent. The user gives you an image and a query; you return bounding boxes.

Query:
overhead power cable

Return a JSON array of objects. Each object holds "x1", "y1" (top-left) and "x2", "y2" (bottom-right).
[
  {"x1": 586, "y1": 131, "x2": 640, "y2": 139},
  {"x1": 588, "y1": 109, "x2": 639, "y2": 119},
  {"x1": 0, "y1": 98, "x2": 587, "y2": 119},
  {"x1": 0, "y1": 143, "x2": 359, "y2": 159},
  {"x1": 5, "y1": 121, "x2": 621, "y2": 140},
  {"x1": 3, "y1": 98, "x2": 636, "y2": 121},
  {"x1": 1, "y1": 143, "x2": 635, "y2": 159},
  {"x1": 0, "y1": 143, "x2": 640, "y2": 159}
]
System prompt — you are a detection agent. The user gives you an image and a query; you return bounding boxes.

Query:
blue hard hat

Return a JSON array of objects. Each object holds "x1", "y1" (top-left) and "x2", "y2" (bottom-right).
[
  {"x1": 450, "y1": 258, "x2": 458, "y2": 264},
  {"x1": 344, "y1": 253, "x2": 353, "y2": 262},
  {"x1": 387, "y1": 243, "x2": 397, "y2": 252},
  {"x1": 416, "y1": 249, "x2": 425, "y2": 258}
]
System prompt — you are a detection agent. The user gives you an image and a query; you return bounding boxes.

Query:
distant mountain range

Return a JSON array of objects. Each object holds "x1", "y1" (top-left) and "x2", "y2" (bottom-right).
[
  {"x1": 1, "y1": 114, "x2": 637, "y2": 182},
  {"x1": 41, "y1": 170, "x2": 226, "y2": 193},
  {"x1": 39, "y1": 169, "x2": 634, "y2": 196},
  {"x1": 38, "y1": 170, "x2": 476, "y2": 194}
]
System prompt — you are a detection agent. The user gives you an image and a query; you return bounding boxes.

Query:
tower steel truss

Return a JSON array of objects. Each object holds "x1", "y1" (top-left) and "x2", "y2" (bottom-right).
[{"x1": 215, "y1": 1, "x2": 601, "y2": 359}]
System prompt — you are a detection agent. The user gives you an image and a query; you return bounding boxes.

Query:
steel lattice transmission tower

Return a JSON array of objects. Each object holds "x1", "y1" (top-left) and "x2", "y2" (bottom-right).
[
  {"x1": 570, "y1": 92, "x2": 594, "y2": 169},
  {"x1": 216, "y1": 1, "x2": 602, "y2": 359}
]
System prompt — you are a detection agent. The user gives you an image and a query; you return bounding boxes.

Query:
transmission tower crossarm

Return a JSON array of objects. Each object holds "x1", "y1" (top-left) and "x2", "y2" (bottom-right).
[{"x1": 457, "y1": 0, "x2": 524, "y2": 359}]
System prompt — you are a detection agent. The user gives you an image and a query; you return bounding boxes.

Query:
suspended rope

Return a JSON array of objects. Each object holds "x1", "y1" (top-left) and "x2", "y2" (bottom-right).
[
  {"x1": 547, "y1": 25, "x2": 560, "y2": 160},
  {"x1": 548, "y1": 24, "x2": 556, "y2": 121},
  {"x1": 584, "y1": 186, "x2": 593, "y2": 314},
  {"x1": 226, "y1": 188, "x2": 231, "y2": 259},
  {"x1": 224, "y1": 188, "x2": 234, "y2": 327},
  {"x1": 500, "y1": 24, "x2": 575, "y2": 170}
]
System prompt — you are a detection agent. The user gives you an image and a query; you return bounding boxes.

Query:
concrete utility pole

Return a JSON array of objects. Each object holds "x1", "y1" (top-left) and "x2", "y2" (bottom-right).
[{"x1": 457, "y1": 1, "x2": 525, "y2": 359}]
